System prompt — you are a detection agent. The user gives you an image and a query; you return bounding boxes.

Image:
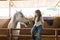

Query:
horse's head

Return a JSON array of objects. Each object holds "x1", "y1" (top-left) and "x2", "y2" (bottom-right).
[{"x1": 15, "y1": 11, "x2": 30, "y2": 26}]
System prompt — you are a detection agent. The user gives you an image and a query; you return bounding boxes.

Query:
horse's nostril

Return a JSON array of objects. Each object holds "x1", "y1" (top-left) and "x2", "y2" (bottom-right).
[{"x1": 25, "y1": 22, "x2": 29, "y2": 25}]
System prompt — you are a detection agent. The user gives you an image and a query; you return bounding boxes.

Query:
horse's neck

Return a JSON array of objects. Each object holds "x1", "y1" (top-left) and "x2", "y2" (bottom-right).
[
  {"x1": 12, "y1": 20, "x2": 21, "y2": 28},
  {"x1": 10, "y1": 17, "x2": 17, "y2": 28},
  {"x1": 16, "y1": 22, "x2": 21, "y2": 28}
]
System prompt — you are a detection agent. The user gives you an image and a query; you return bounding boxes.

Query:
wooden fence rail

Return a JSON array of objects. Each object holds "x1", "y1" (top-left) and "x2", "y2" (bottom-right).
[{"x1": 0, "y1": 28, "x2": 60, "y2": 40}]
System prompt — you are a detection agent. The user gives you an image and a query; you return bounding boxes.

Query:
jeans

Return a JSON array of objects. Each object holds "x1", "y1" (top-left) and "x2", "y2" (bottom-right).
[{"x1": 31, "y1": 25, "x2": 42, "y2": 40}]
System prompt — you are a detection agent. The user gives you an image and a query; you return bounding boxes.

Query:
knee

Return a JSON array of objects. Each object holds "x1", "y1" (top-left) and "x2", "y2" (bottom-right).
[{"x1": 37, "y1": 31, "x2": 40, "y2": 36}]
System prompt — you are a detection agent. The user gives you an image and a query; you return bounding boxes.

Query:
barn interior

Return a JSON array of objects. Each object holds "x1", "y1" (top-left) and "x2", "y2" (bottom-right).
[{"x1": 0, "y1": 0, "x2": 60, "y2": 40}]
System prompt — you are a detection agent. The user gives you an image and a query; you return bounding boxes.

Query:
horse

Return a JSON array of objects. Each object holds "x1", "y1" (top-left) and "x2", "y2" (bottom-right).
[{"x1": 8, "y1": 11, "x2": 30, "y2": 40}]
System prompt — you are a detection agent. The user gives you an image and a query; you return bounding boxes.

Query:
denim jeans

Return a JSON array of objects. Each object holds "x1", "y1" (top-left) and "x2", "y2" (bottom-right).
[{"x1": 31, "y1": 25, "x2": 42, "y2": 40}]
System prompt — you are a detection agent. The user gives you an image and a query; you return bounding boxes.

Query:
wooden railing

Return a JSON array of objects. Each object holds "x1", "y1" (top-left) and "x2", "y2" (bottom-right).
[{"x1": 0, "y1": 28, "x2": 60, "y2": 40}]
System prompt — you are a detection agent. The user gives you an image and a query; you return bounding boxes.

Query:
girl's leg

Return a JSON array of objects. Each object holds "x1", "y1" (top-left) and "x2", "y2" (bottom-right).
[
  {"x1": 37, "y1": 25, "x2": 42, "y2": 40},
  {"x1": 31, "y1": 26, "x2": 37, "y2": 40}
]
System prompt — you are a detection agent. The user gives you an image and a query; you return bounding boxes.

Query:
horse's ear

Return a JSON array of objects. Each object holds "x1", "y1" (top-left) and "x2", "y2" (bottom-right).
[
  {"x1": 20, "y1": 10, "x2": 24, "y2": 17},
  {"x1": 20, "y1": 10, "x2": 22, "y2": 12}
]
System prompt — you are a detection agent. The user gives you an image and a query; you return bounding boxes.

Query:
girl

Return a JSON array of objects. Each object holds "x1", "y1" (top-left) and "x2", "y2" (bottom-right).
[{"x1": 31, "y1": 10, "x2": 44, "y2": 40}]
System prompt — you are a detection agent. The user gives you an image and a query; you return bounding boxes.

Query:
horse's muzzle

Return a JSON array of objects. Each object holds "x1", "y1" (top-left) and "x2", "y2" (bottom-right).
[{"x1": 25, "y1": 21, "x2": 30, "y2": 26}]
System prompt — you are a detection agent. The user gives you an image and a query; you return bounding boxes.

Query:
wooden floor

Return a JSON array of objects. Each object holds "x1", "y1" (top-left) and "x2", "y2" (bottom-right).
[{"x1": 0, "y1": 17, "x2": 60, "y2": 40}]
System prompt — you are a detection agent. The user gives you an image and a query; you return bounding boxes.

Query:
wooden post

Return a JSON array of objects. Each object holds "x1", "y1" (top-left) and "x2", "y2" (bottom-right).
[
  {"x1": 9, "y1": 29, "x2": 12, "y2": 40},
  {"x1": 55, "y1": 30, "x2": 58, "y2": 40}
]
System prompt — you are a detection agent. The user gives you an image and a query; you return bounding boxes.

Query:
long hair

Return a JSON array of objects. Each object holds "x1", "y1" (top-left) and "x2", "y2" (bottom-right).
[{"x1": 34, "y1": 10, "x2": 42, "y2": 22}]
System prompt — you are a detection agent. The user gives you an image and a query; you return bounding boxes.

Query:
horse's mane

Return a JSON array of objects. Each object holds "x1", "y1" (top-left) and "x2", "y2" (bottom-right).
[{"x1": 19, "y1": 11, "x2": 24, "y2": 17}]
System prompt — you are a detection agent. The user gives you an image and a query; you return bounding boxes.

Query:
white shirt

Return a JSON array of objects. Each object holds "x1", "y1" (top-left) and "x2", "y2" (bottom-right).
[{"x1": 34, "y1": 17, "x2": 44, "y2": 26}]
